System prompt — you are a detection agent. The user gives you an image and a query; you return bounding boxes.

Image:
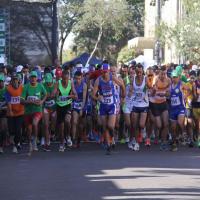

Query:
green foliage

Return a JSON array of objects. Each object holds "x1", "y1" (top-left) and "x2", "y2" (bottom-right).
[
  {"x1": 158, "y1": 0, "x2": 200, "y2": 62},
  {"x1": 117, "y1": 45, "x2": 135, "y2": 63},
  {"x1": 73, "y1": 0, "x2": 144, "y2": 63}
]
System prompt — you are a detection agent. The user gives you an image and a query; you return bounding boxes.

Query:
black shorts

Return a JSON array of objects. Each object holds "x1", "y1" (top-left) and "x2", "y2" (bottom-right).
[
  {"x1": 150, "y1": 102, "x2": 168, "y2": 117},
  {"x1": 132, "y1": 106, "x2": 148, "y2": 113},
  {"x1": 57, "y1": 104, "x2": 71, "y2": 124}
]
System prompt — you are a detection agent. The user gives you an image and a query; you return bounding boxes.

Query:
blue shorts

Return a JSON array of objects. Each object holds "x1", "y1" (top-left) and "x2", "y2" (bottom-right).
[
  {"x1": 170, "y1": 108, "x2": 185, "y2": 121},
  {"x1": 132, "y1": 106, "x2": 148, "y2": 113},
  {"x1": 99, "y1": 103, "x2": 116, "y2": 116}
]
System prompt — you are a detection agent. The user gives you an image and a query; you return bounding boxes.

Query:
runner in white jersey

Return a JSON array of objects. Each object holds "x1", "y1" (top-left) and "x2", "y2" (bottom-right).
[{"x1": 130, "y1": 64, "x2": 149, "y2": 151}]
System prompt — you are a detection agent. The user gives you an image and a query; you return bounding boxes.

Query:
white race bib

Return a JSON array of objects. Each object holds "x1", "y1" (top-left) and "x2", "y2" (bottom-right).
[
  {"x1": 45, "y1": 100, "x2": 55, "y2": 107},
  {"x1": 27, "y1": 96, "x2": 39, "y2": 102},
  {"x1": 171, "y1": 96, "x2": 181, "y2": 106},
  {"x1": 59, "y1": 96, "x2": 68, "y2": 102},
  {"x1": 135, "y1": 92, "x2": 143, "y2": 102},
  {"x1": 73, "y1": 102, "x2": 82, "y2": 109},
  {"x1": 103, "y1": 96, "x2": 113, "y2": 104},
  {"x1": 11, "y1": 96, "x2": 20, "y2": 104}
]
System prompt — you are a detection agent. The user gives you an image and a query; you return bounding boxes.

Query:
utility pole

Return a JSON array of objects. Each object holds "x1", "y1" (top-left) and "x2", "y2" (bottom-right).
[{"x1": 51, "y1": 0, "x2": 58, "y2": 65}]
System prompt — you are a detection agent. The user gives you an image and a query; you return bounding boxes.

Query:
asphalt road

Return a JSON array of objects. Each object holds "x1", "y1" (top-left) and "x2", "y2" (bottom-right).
[{"x1": 1, "y1": 143, "x2": 200, "y2": 200}]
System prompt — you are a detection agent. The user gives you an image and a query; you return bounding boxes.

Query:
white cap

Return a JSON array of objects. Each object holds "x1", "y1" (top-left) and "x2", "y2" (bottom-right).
[
  {"x1": 16, "y1": 65, "x2": 23, "y2": 73},
  {"x1": 192, "y1": 65, "x2": 198, "y2": 71}
]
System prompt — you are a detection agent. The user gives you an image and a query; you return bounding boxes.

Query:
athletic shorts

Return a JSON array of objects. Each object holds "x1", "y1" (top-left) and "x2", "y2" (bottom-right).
[
  {"x1": 150, "y1": 102, "x2": 168, "y2": 117},
  {"x1": 57, "y1": 104, "x2": 71, "y2": 124},
  {"x1": 132, "y1": 106, "x2": 149, "y2": 113},
  {"x1": 193, "y1": 108, "x2": 200, "y2": 119},
  {"x1": 185, "y1": 108, "x2": 193, "y2": 118},
  {"x1": 99, "y1": 103, "x2": 116, "y2": 116},
  {"x1": 24, "y1": 112, "x2": 42, "y2": 125},
  {"x1": 122, "y1": 102, "x2": 133, "y2": 114},
  {"x1": 43, "y1": 108, "x2": 56, "y2": 117},
  {"x1": 169, "y1": 108, "x2": 185, "y2": 121}
]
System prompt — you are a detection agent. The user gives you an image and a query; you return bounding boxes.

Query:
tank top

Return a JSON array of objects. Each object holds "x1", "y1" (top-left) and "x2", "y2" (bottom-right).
[
  {"x1": 73, "y1": 81, "x2": 84, "y2": 110},
  {"x1": 192, "y1": 80, "x2": 200, "y2": 108},
  {"x1": 56, "y1": 80, "x2": 72, "y2": 107},
  {"x1": 133, "y1": 76, "x2": 149, "y2": 107},
  {"x1": 170, "y1": 81, "x2": 185, "y2": 109},
  {"x1": 98, "y1": 74, "x2": 116, "y2": 105}
]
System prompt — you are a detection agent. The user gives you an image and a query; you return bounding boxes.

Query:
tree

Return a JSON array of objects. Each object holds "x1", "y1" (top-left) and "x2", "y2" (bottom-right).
[
  {"x1": 158, "y1": 0, "x2": 200, "y2": 62},
  {"x1": 73, "y1": 0, "x2": 144, "y2": 64},
  {"x1": 117, "y1": 45, "x2": 135, "y2": 63},
  {"x1": 74, "y1": 0, "x2": 131, "y2": 66},
  {"x1": 58, "y1": 0, "x2": 83, "y2": 63}
]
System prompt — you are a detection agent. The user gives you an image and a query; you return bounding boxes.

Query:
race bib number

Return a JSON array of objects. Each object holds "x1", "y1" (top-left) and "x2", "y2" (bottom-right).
[
  {"x1": 11, "y1": 96, "x2": 20, "y2": 104},
  {"x1": 103, "y1": 97, "x2": 113, "y2": 104},
  {"x1": 45, "y1": 100, "x2": 55, "y2": 107},
  {"x1": 135, "y1": 92, "x2": 143, "y2": 102},
  {"x1": 73, "y1": 102, "x2": 82, "y2": 109},
  {"x1": 27, "y1": 96, "x2": 39, "y2": 102},
  {"x1": 59, "y1": 96, "x2": 68, "y2": 102},
  {"x1": 171, "y1": 96, "x2": 181, "y2": 106}
]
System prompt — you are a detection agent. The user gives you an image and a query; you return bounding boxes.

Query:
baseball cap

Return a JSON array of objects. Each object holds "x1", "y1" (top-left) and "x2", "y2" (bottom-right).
[
  {"x1": 101, "y1": 63, "x2": 110, "y2": 71},
  {"x1": 45, "y1": 73, "x2": 53, "y2": 83},
  {"x1": 30, "y1": 71, "x2": 38, "y2": 77},
  {"x1": 171, "y1": 70, "x2": 179, "y2": 77},
  {"x1": 16, "y1": 65, "x2": 23, "y2": 73}
]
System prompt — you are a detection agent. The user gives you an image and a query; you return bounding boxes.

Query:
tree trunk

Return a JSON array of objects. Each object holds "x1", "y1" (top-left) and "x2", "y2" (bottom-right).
[
  {"x1": 52, "y1": 0, "x2": 59, "y2": 65},
  {"x1": 85, "y1": 25, "x2": 103, "y2": 67}
]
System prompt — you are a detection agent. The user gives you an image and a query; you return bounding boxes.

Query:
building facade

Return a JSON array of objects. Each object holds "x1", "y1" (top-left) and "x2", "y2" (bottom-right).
[{"x1": 129, "y1": 0, "x2": 184, "y2": 64}]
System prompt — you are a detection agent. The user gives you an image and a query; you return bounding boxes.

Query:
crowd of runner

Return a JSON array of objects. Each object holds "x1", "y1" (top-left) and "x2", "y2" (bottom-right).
[{"x1": 0, "y1": 61, "x2": 200, "y2": 155}]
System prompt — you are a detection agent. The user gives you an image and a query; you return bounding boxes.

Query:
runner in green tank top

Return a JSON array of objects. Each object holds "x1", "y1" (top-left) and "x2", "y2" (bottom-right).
[
  {"x1": 53, "y1": 70, "x2": 77, "y2": 152},
  {"x1": 42, "y1": 73, "x2": 56, "y2": 152}
]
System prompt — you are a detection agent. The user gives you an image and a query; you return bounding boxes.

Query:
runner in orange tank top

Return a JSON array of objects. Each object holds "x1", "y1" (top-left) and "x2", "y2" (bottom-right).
[
  {"x1": 150, "y1": 66, "x2": 171, "y2": 151},
  {"x1": 5, "y1": 73, "x2": 24, "y2": 154}
]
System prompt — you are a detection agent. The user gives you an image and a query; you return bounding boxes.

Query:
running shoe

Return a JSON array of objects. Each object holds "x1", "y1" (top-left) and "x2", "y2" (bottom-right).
[
  {"x1": 13, "y1": 146, "x2": 18, "y2": 154},
  {"x1": 125, "y1": 137, "x2": 130, "y2": 143},
  {"x1": 160, "y1": 143, "x2": 168, "y2": 151},
  {"x1": 133, "y1": 143, "x2": 140, "y2": 151},
  {"x1": 137, "y1": 133, "x2": 143, "y2": 143},
  {"x1": 33, "y1": 144, "x2": 38, "y2": 151},
  {"x1": 128, "y1": 141, "x2": 134, "y2": 150},
  {"x1": 66, "y1": 137, "x2": 73, "y2": 147},
  {"x1": 145, "y1": 138, "x2": 151, "y2": 146},
  {"x1": 154, "y1": 138, "x2": 159, "y2": 145},
  {"x1": 59, "y1": 145, "x2": 65, "y2": 152},
  {"x1": 0, "y1": 147, "x2": 3, "y2": 154},
  {"x1": 120, "y1": 138, "x2": 126, "y2": 144},
  {"x1": 171, "y1": 143, "x2": 178, "y2": 152},
  {"x1": 188, "y1": 140, "x2": 194, "y2": 148},
  {"x1": 43, "y1": 145, "x2": 51, "y2": 152}
]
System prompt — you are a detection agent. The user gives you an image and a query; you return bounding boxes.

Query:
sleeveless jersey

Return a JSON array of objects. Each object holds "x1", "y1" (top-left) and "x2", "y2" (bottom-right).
[
  {"x1": 73, "y1": 81, "x2": 84, "y2": 110},
  {"x1": 56, "y1": 80, "x2": 72, "y2": 107},
  {"x1": 133, "y1": 76, "x2": 149, "y2": 107},
  {"x1": 170, "y1": 81, "x2": 185, "y2": 109},
  {"x1": 98, "y1": 75, "x2": 116, "y2": 105}
]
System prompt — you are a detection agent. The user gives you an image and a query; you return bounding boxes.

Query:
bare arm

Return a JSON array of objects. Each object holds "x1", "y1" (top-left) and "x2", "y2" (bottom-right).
[{"x1": 82, "y1": 83, "x2": 87, "y2": 109}]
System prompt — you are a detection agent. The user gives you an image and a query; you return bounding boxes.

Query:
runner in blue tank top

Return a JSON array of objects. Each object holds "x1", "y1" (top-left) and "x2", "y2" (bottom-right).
[
  {"x1": 92, "y1": 63, "x2": 125, "y2": 155},
  {"x1": 169, "y1": 70, "x2": 187, "y2": 152},
  {"x1": 72, "y1": 71, "x2": 87, "y2": 148}
]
